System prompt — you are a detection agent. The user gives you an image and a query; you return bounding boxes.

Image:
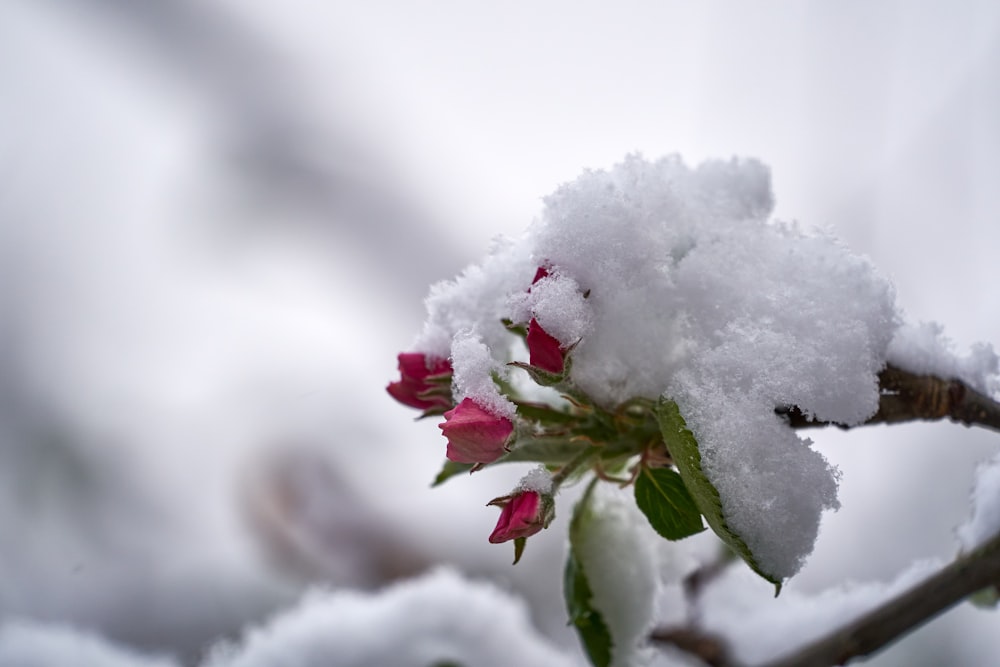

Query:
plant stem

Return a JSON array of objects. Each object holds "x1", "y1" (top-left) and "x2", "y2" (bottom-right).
[{"x1": 551, "y1": 446, "x2": 601, "y2": 490}]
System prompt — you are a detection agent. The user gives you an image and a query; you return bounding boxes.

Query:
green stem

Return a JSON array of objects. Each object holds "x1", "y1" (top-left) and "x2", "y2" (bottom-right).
[{"x1": 551, "y1": 446, "x2": 601, "y2": 490}]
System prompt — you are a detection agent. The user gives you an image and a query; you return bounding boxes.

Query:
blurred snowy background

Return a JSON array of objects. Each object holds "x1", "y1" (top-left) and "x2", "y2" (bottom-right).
[{"x1": 1, "y1": 2, "x2": 999, "y2": 666}]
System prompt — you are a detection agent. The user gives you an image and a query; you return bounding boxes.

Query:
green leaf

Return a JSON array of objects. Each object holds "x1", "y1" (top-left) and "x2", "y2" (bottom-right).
[
  {"x1": 431, "y1": 460, "x2": 474, "y2": 487},
  {"x1": 508, "y1": 360, "x2": 565, "y2": 387},
  {"x1": 512, "y1": 536, "x2": 527, "y2": 565},
  {"x1": 634, "y1": 466, "x2": 705, "y2": 540},
  {"x1": 969, "y1": 585, "x2": 1000, "y2": 609},
  {"x1": 655, "y1": 398, "x2": 782, "y2": 591},
  {"x1": 514, "y1": 401, "x2": 578, "y2": 424},
  {"x1": 564, "y1": 480, "x2": 613, "y2": 667},
  {"x1": 501, "y1": 317, "x2": 528, "y2": 339}
]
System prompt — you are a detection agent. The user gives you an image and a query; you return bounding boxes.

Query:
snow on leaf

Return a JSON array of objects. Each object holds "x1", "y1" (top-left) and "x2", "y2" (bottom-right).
[
  {"x1": 655, "y1": 398, "x2": 782, "y2": 592},
  {"x1": 565, "y1": 481, "x2": 613, "y2": 667}
]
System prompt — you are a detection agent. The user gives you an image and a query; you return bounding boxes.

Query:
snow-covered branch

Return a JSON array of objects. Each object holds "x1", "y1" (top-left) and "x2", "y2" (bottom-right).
[
  {"x1": 779, "y1": 364, "x2": 1000, "y2": 434},
  {"x1": 653, "y1": 528, "x2": 1000, "y2": 667}
]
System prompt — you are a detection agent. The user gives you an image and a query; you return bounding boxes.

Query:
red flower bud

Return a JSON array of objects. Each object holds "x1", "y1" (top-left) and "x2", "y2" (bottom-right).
[
  {"x1": 386, "y1": 353, "x2": 453, "y2": 411},
  {"x1": 531, "y1": 265, "x2": 550, "y2": 285},
  {"x1": 439, "y1": 398, "x2": 513, "y2": 464},
  {"x1": 487, "y1": 490, "x2": 551, "y2": 543},
  {"x1": 526, "y1": 318, "x2": 565, "y2": 374}
]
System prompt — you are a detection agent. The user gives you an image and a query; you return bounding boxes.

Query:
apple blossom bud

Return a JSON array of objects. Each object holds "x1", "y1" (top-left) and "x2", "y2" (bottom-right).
[
  {"x1": 439, "y1": 398, "x2": 513, "y2": 465},
  {"x1": 487, "y1": 490, "x2": 554, "y2": 543},
  {"x1": 386, "y1": 353, "x2": 453, "y2": 412},
  {"x1": 531, "y1": 265, "x2": 550, "y2": 285},
  {"x1": 526, "y1": 318, "x2": 565, "y2": 374}
]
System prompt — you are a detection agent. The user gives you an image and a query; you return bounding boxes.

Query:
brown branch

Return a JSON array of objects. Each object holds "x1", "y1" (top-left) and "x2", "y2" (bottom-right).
[
  {"x1": 759, "y1": 531, "x2": 1000, "y2": 667},
  {"x1": 650, "y1": 531, "x2": 1000, "y2": 667},
  {"x1": 649, "y1": 627, "x2": 734, "y2": 667},
  {"x1": 778, "y1": 364, "x2": 1000, "y2": 433}
]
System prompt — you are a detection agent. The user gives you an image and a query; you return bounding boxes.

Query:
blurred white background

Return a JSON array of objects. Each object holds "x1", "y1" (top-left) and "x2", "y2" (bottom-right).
[{"x1": 1, "y1": 1, "x2": 999, "y2": 665}]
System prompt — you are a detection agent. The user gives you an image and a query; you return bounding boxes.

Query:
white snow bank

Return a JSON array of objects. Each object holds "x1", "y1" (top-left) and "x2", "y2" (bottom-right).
[
  {"x1": 0, "y1": 570, "x2": 578, "y2": 667},
  {"x1": 204, "y1": 568, "x2": 577, "y2": 667},
  {"x1": 957, "y1": 452, "x2": 1000, "y2": 552}
]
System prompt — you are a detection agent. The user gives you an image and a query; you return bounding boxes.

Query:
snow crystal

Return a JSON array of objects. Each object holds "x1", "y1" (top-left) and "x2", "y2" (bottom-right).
[
  {"x1": 449, "y1": 330, "x2": 517, "y2": 419},
  {"x1": 203, "y1": 568, "x2": 576, "y2": 667},
  {"x1": 888, "y1": 321, "x2": 1000, "y2": 397},
  {"x1": 575, "y1": 484, "x2": 660, "y2": 667},
  {"x1": 508, "y1": 270, "x2": 592, "y2": 346},
  {"x1": 416, "y1": 236, "x2": 536, "y2": 359},
  {"x1": 957, "y1": 452, "x2": 1000, "y2": 551},
  {"x1": 412, "y1": 153, "x2": 902, "y2": 580},
  {"x1": 517, "y1": 466, "x2": 554, "y2": 495}
]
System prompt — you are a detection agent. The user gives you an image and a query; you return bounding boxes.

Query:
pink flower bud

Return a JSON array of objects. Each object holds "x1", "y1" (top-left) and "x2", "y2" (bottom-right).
[
  {"x1": 526, "y1": 318, "x2": 565, "y2": 374},
  {"x1": 439, "y1": 398, "x2": 513, "y2": 464},
  {"x1": 531, "y1": 265, "x2": 550, "y2": 285},
  {"x1": 386, "y1": 352, "x2": 453, "y2": 411},
  {"x1": 487, "y1": 490, "x2": 551, "y2": 543}
]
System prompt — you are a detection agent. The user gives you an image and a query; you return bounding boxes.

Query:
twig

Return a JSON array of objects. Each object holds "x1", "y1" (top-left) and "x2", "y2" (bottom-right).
[
  {"x1": 758, "y1": 530, "x2": 1000, "y2": 667},
  {"x1": 649, "y1": 627, "x2": 734, "y2": 667},
  {"x1": 651, "y1": 531, "x2": 1000, "y2": 667},
  {"x1": 778, "y1": 364, "x2": 1000, "y2": 433}
]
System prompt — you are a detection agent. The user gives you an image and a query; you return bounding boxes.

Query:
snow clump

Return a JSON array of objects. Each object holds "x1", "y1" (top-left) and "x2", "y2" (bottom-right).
[{"x1": 413, "y1": 153, "x2": 903, "y2": 580}]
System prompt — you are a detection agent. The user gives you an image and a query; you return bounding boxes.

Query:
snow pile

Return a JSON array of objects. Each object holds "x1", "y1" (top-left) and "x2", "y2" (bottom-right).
[
  {"x1": 413, "y1": 154, "x2": 901, "y2": 580},
  {"x1": 0, "y1": 570, "x2": 577, "y2": 667},
  {"x1": 888, "y1": 322, "x2": 1000, "y2": 397},
  {"x1": 518, "y1": 465, "x2": 555, "y2": 495},
  {"x1": 204, "y1": 568, "x2": 576, "y2": 667},
  {"x1": 957, "y1": 452, "x2": 1000, "y2": 551},
  {"x1": 0, "y1": 622, "x2": 181, "y2": 667},
  {"x1": 573, "y1": 485, "x2": 660, "y2": 667},
  {"x1": 699, "y1": 559, "x2": 942, "y2": 665}
]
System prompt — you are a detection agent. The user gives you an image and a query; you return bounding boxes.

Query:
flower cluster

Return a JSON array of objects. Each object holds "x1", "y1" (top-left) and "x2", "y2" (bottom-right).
[
  {"x1": 385, "y1": 154, "x2": 911, "y2": 666},
  {"x1": 387, "y1": 266, "x2": 592, "y2": 552}
]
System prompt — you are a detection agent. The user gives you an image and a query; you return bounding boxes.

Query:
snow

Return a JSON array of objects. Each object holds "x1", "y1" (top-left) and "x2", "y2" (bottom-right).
[
  {"x1": 0, "y1": 621, "x2": 181, "y2": 667},
  {"x1": 508, "y1": 270, "x2": 592, "y2": 346},
  {"x1": 887, "y1": 322, "x2": 1000, "y2": 397},
  {"x1": 0, "y1": 571, "x2": 578, "y2": 667},
  {"x1": 574, "y1": 485, "x2": 660, "y2": 667},
  {"x1": 204, "y1": 568, "x2": 577, "y2": 667},
  {"x1": 957, "y1": 452, "x2": 1000, "y2": 551},
  {"x1": 698, "y1": 558, "x2": 942, "y2": 665},
  {"x1": 518, "y1": 466, "x2": 555, "y2": 495},
  {"x1": 413, "y1": 153, "x2": 899, "y2": 580},
  {"x1": 450, "y1": 330, "x2": 517, "y2": 419},
  {"x1": 417, "y1": 237, "x2": 537, "y2": 360}
]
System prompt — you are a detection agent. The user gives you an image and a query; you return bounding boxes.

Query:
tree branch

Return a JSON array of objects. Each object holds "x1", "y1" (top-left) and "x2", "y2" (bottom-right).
[
  {"x1": 759, "y1": 531, "x2": 1000, "y2": 667},
  {"x1": 649, "y1": 627, "x2": 733, "y2": 667},
  {"x1": 650, "y1": 531, "x2": 1000, "y2": 667},
  {"x1": 778, "y1": 364, "x2": 1000, "y2": 434}
]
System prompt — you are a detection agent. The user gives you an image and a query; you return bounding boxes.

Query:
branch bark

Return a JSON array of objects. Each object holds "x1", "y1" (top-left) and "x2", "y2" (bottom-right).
[
  {"x1": 651, "y1": 529, "x2": 1000, "y2": 666},
  {"x1": 778, "y1": 364, "x2": 1000, "y2": 433},
  {"x1": 759, "y1": 531, "x2": 1000, "y2": 667}
]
